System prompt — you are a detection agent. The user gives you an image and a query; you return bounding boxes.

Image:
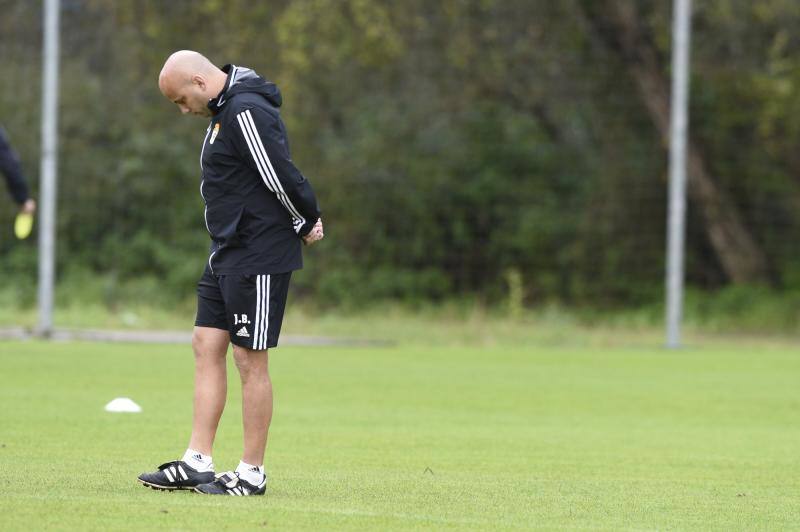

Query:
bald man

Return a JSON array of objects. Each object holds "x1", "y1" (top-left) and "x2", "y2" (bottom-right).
[{"x1": 138, "y1": 51, "x2": 323, "y2": 497}]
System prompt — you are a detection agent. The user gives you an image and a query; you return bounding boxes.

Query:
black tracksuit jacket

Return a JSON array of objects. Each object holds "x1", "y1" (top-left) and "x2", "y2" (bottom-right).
[
  {"x1": 0, "y1": 126, "x2": 30, "y2": 205},
  {"x1": 201, "y1": 64, "x2": 320, "y2": 275}
]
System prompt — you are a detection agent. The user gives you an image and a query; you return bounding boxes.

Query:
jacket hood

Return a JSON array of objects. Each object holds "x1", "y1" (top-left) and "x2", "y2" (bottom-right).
[{"x1": 208, "y1": 64, "x2": 282, "y2": 114}]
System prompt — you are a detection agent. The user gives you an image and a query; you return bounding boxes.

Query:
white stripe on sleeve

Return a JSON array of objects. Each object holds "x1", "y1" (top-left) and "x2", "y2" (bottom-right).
[{"x1": 235, "y1": 110, "x2": 307, "y2": 232}]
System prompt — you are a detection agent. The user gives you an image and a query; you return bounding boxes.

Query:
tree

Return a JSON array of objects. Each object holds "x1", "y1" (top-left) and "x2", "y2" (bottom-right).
[{"x1": 582, "y1": 0, "x2": 772, "y2": 284}]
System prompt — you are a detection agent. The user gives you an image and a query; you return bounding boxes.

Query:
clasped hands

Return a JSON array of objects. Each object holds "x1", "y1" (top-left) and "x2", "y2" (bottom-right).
[{"x1": 302, "y1": 218, "x2": 324, "y2": 246}]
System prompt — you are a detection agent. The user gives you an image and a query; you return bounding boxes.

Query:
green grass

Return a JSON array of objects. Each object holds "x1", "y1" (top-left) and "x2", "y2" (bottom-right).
[
  {"x1": 1, "y1": 331, "x2": 798, "y2": 530},
  {"x1": 2, "y1": 277, "x2": 799, "y2": 338},
  {"x1": 3, "y1": 299, "x2": 798, "y2": 351}
]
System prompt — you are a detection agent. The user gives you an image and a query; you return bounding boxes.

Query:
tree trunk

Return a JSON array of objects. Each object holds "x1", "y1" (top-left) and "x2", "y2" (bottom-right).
[{"x1": 584, "y1": 0, "x2": 771, "y2": 284}]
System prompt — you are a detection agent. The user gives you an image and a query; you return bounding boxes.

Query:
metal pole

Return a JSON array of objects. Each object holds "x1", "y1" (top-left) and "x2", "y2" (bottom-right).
[
  {"x1": 38, "y1": 0, "x2": 61, "y2": 337},
  {"x1": 665, "y1": 0, "x2": 692, "y2": 348}
]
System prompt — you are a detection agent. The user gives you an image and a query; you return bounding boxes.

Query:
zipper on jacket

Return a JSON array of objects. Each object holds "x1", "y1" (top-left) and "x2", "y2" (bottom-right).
[
  {"x1": 200, "y1": 181, "x2": 211, "y2": 235},
  {"x1": 200, "y1": 123, "x2": 215, "y2": 272},
  {"x1": 200, "y1": 122, "x2": 212, "y2": 171},
  {"x1": 208, "y1": 248, "x2": 217, "y2": 274}
]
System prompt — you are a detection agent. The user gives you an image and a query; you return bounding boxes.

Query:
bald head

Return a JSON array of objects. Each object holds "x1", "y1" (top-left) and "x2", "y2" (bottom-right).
[{"x1": 158, "y1": 50, "x2": 227, "y2": 117}]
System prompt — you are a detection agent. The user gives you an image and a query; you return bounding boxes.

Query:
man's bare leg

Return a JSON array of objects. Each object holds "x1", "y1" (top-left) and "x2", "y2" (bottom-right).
[
  {"x1": 232, "y1": 345, "x2": 272, "y2": 466},
  {"x1": 188, "y1": 326, "x2": 230, "y2": 456}
]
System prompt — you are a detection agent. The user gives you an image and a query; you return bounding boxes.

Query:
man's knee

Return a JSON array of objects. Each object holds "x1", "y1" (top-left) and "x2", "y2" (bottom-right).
[
  {"x1": 232, "y1": 346, "x2": 268, "y2": 381},
  {"x1": 192, "y1": 327, "x2": 229, "y2": 360}
]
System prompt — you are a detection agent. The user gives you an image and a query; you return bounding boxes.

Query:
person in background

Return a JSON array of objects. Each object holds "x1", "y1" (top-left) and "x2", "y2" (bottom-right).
[{"x1": 0, "y1": 125, "x2": 36, "y2": 215}]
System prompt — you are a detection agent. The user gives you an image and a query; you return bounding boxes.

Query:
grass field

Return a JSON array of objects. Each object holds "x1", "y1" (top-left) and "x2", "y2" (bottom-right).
[{"x1": 1, "y1": 324, "x2": 798, "y2": 530}]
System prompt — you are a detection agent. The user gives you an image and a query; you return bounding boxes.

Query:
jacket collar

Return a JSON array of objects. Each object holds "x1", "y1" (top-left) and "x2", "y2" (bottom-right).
[{"x1": 207, "y1": 64, "x2": 239, "y2": 115}]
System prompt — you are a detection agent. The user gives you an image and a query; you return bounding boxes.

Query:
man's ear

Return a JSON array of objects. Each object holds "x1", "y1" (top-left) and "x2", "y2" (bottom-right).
[{"x1": 191, "y1": 74, "x2": 207, "y2": 90}]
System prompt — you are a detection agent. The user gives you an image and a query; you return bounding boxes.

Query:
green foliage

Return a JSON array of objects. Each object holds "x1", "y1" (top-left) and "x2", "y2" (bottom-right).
[
  {"x1": 0, "y1": 0, "x2": 798, "y2": 311},
  {"x1": 683, "y1": 285, "x2": 800, "y2": 333}
]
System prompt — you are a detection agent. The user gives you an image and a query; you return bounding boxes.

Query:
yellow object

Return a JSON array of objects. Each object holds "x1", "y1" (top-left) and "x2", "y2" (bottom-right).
[{"x1": 14, "y1": 212, "x2": 33, "y2": 239}]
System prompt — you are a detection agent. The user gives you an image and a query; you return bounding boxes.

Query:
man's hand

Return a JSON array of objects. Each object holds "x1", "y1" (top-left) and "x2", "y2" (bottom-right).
[
  {"x1": 21, "y1": 199, "x2": 36, "y2": 215},
  {"x1": 302, "y1": 218, "x2": 324, "y2": 246}
]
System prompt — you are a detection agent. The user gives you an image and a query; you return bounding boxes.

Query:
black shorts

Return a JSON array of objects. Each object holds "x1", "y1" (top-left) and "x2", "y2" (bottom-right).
[{"x1": 195, "y1": 266, "x2": 292, "y2": 350}]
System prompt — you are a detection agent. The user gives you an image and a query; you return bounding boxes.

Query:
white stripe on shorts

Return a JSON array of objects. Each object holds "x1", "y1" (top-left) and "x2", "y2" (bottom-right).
[
  {"x1": 253, "y1": 275, "x2": 262, "y2": 349},
  {"x1": 251, "y1": 274, "x2": 271, "y2": 350},
  {"x1": 259, "y1": 275, "x2": 269, "y2": 349}
]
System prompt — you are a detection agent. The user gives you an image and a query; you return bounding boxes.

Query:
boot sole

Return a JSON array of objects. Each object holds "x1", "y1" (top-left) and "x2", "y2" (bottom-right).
[{"x1": 137, "y1": 478, "x2": 194, "y2": 491}]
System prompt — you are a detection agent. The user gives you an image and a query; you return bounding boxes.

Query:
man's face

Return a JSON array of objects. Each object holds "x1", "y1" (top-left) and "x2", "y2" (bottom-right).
[{"x1": 162, "y1": 77, "x2": 211, "y2": 117}]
